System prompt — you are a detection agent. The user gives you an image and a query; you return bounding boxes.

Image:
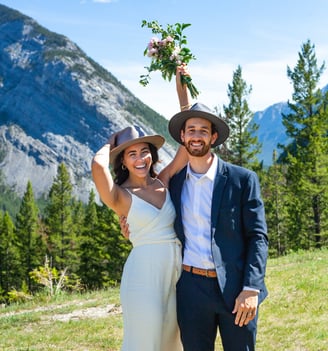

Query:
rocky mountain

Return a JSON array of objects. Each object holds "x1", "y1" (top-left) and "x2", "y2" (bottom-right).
[{"x1": 0, "y1": 4, "x2": 175, "y2": 202}]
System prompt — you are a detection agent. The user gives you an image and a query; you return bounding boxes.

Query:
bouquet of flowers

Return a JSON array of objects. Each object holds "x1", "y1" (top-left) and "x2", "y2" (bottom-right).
[{"x1": 139, "y1": 20, "x2": 199, "y2": 99}]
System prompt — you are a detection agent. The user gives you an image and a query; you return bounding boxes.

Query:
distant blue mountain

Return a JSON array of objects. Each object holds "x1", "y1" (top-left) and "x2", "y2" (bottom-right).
[
  {"x1": 252, "y1": 83, "x2": 328, "y2": 166},
  {"x1": 252, "y1": 102, "x2": 291, "y2": 166}
]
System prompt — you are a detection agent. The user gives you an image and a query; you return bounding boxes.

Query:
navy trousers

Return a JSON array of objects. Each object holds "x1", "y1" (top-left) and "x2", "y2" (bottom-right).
[{"x1": 176, "y1": 270, "x2": 258, "y2": 351}]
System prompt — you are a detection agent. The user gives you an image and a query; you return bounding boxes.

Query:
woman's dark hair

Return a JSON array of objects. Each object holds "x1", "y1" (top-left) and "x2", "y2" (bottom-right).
[{"x1": 113, "y1": 143, "x2": 160, "y2": 185}]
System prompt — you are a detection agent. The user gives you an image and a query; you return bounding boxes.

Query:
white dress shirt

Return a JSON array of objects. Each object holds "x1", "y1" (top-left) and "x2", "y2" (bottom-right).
[{"x1": 181, "y1": 154, "x2": 218, "y2": 269}]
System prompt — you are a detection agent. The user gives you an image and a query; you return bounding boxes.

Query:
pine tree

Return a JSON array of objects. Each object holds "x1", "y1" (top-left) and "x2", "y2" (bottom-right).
[
  {"x1": 222, "y1": 65, "x2": 262, "y2": 169},
  {"x1": 261, "y1": 150, "x2": 289, "y2": 255},
  {"x1": 0, "y1": 211, "x2": 20, "y2": 294},
  {"x1": 72, "y1": 199, "x2": 85, "y2": 237},
  {"x1": 79, "y1": 189, "x2": 131, "y2": 287},
  {"x1": 97, "y1": 204, "x2": 131, "y2": 285},
  {"x1": 44, "y1": 163, "x2": 78, "y2": 271},
  {"x1": 280, "y1": 40, "x2": 328, "y2": 248},
  {"x1": 15, "y1": 181, "x2": 45, "y2": 290},
  {"x1": 78, "y1": 189, "x2": 104, "y2": 288}
]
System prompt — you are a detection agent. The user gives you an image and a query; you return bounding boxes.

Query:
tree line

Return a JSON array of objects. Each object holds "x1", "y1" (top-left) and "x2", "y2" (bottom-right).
[
  {"x1": 0, "y1": 40, "x2": 327, "y2": 302},
  {"x1": 0, "y1": 163, "x2": 131, "y2": 302}
]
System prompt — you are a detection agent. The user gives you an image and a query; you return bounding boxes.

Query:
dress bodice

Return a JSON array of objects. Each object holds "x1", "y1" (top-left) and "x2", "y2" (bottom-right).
[{"x1": 126, "y1": 189, "x2": 177, "y2": 247}]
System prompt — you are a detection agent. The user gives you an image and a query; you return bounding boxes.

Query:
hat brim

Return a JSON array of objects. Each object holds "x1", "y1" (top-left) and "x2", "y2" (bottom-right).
[
  {"x1": 110, "y1": 135, "x2": 165, "y2": 166},
  {"x1": 168, "y1": 110, "x2": 229, "y2": 147}
]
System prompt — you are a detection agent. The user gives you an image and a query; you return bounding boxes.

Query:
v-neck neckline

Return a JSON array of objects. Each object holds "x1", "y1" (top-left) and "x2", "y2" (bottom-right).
[{"x1": 126, "y1": 188, "x2": 167, "y2": 211}]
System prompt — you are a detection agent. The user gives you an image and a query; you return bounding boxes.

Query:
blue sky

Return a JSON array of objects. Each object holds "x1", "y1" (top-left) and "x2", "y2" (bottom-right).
[{"x1": 1, "y1": 0, "x2": 328, "y2": 119}]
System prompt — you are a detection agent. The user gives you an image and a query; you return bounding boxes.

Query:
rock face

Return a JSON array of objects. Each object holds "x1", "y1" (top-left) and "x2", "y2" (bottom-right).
[{"x1": 0, "y1": 5, "x2": 175, "y2": 202}]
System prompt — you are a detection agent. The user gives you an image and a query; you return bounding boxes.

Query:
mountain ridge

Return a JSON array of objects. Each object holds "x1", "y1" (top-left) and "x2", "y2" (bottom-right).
[{"x1": 0, "y1": 4, "x2": 175, "y2": 202}]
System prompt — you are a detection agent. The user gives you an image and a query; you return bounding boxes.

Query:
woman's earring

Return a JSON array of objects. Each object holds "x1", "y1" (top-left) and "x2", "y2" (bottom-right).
[{"x1": 122, "y1": 164, "x2": 127, "y2": 170}]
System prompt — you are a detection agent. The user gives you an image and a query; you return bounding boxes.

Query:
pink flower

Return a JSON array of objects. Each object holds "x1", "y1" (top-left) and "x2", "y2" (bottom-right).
[
  {"x1": 148, "y1": 37, "x2": 159, "y2": 49},
  {"x1": 169, "y1": 46, "x2": 181, "y2": 61},
  {"x1": 159, "y1": 36, "x2": 173, "y2": 46},
  {"x1": 147, "y1": 47, "x2": 158, "y2": 57}
]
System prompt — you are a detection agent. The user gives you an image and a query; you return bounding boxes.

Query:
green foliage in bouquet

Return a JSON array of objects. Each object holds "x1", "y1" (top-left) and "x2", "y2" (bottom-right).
[{"x1": 140, "y1": 20, "x2": 199, "y2": 99}]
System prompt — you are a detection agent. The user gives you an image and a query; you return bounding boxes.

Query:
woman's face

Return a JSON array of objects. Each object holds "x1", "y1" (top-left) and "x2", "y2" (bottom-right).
[{"x1": 122, "y1": 142, "x2": 152, "y2": 176}]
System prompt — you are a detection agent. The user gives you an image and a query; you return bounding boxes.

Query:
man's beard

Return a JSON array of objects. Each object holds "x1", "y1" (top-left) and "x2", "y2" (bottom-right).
[{"x1": 184, "y1": 141, "x2": 211, "y2": 157}]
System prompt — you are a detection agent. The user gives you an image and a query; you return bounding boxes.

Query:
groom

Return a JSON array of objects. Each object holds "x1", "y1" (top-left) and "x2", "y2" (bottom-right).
[{"x1": 168, "y1": 101, "x2": 268, "y2": 351}]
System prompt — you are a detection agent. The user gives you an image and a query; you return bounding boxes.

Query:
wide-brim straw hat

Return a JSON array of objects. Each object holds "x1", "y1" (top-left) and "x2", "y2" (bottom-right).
[
  {"x1": 109, "y1": 125, "x2": 165, "y2": 166},
  {"x1": 168, "y1": 102, "x2": 230, "y2": 147}
]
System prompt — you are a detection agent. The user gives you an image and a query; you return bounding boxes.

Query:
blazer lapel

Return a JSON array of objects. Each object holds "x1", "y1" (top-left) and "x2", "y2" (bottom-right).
[
  {"x1": 170, "y1": 167, "x2": 187, "y2": 241},
  {"x1": 211, "y1": 158, "x2": 227, "y2": 230},
  {"x1": 210, "y1": 159, "x2": 228, "y2": 291}
]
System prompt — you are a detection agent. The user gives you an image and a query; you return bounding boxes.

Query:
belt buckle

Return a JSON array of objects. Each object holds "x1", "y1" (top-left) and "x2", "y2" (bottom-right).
[{"x1": 205, "y1": 269, "x2": 209, "y2": 278}]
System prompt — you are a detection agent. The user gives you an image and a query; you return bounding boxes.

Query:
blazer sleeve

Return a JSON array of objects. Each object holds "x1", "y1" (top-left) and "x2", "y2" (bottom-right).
[{"x1": 241, "y1": 170, "x2": 268, "y2": 291}]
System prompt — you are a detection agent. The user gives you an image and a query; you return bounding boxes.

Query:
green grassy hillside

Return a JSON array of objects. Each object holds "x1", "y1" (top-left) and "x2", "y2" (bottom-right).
[{"x1": 0, "y1": 249, "x2": 327, "y2": 351}]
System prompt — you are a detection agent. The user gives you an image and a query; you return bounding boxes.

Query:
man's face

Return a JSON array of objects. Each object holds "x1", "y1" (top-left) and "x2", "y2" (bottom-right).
[{"x1": 180, "y1": 117, "x2": 218, "y2": 157}]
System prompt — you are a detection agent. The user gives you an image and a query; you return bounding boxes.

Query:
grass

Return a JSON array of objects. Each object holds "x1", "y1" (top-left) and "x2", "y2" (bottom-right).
[
  {"x1": 0, "y1": 289, "x2": 123, "y2": 351},
  {"x1": 0, "y1": 249, "x2": 327, "y2": 351},
  {"x1": 255, "y1": 249, "x2": 327, "y2": 351}
]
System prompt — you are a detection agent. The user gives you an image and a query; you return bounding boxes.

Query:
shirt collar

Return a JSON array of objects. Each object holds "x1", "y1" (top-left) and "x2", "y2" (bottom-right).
[{"x1": 186, "y1": 153, "x2": 218, "y2": 182}]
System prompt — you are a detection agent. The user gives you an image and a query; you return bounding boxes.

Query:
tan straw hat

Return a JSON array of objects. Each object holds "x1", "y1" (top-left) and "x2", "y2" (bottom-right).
[
  {"x1": 109, "y1": 125, "x2": 165, "y2": 165},
  {"x1": 168, "y1": 102, "x2": 230, "y2": 147}
]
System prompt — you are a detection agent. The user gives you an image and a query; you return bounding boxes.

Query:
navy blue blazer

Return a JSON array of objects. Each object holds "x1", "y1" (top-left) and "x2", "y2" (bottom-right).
[{"x1": 169, "y1": 157, "x2": 269, "y2": 311}]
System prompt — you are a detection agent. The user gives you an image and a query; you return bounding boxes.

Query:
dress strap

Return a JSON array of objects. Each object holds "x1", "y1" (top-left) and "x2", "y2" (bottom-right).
[
  {"x1": 123, "y1": 187, "x2": 133, "y2": 195},
  {"x1": 155, "y1": 177, "x2": 166, "y2": 187},
  {"x1": 122, "y1": 178, "x2": 165, "y2": 194}
]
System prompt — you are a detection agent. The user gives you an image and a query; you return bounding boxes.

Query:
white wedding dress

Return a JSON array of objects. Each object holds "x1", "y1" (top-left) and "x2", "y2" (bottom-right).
[{"x1": 120, "y1": 186, "x2": 182, "y2": 351}]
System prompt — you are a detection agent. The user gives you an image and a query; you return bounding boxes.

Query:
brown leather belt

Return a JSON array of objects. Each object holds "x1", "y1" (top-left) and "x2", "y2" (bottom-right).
[{"x1": 183, "y1": 264, "x2": 217, "y2": 278}]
